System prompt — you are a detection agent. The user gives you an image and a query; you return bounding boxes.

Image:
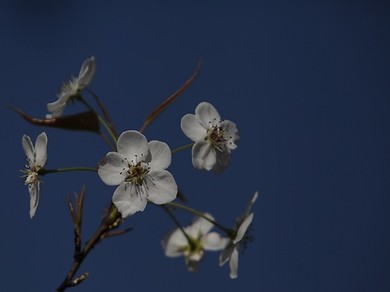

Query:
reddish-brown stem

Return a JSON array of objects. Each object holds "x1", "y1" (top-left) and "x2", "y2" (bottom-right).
[{"x1": 56, "y1": 204, "x2": 121, "y2": 291}]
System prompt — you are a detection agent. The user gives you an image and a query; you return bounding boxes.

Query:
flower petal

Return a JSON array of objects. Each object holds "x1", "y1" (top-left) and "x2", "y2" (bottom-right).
[
  {"x1": 146, "y1": 170, "x2": 177, "y2": 205},
  {"x1": 202, "y1": 232, "x2": 229, "y2": 251},
  {"x1": 29, "y1": 182, "x2": 40, "y2": 219},
  {"x1": 244, "y1": 191, "x2": 259, "y2": 216},
  {"x1": 220, "y1": 119, "x2": 239, "y2": 150},
  {"x1": 213, "y1": 151, "x2": 231, "y2": 173},
  {"x1": 234, "y1": 213, "x2": 254, "y2": 244},
  {"x1": 229, "y1": 247, "x2": 239, "y2": 279},
  {"x1": 98, "y1": 152, "x2": 127, "y2": 186},
  {"x1": 112, "y1": 183, "x2": 148, "y2": 218},
  {"x1": 192, "y1": 140, "x2": 216, "y2": 171},
  {"x1": 195, "y1": 102, "x2": 221, "y2": 128},
  {"x1": 162, "y1": 228, "x2": 188, "y2": 257},
  {"x1": 219, "y1": 244, "x2": 234, "y2": 266},
  {"x1": 34, "y1": 132, "x2": 47, "y2": 167},
  {"x1": 186, "y1": 214, "x2": 215, "y2": 237},
  {"x1": 46, "y1": 89, "x2": 74, "y2": 117},
  {"x1": 22, "y1": 135, "x2": 34, "y2": 166},
  {"x1": 148, "y1": 140, "x2": 171, "y2": 170},
  {"x1": 46, "y1": 101, "x2": 65, "y2": 118},
  {"x1": 77, "y1": 56, "x2": 96, "y2": 88},
  {"x1": 181, "y1": 114, "x2": 206, "y2": 142},
  {"x1": 117, "y1": 130, "x2": 148, "y2": 161}
]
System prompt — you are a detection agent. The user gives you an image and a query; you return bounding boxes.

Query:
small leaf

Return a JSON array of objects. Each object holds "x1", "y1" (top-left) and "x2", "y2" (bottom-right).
[
  {"x1": 140, "y1": 59, "x2": 202, "y2": 132},
  {"x1": 11, "y1": 107, "x2": 100, "y2": 133}
]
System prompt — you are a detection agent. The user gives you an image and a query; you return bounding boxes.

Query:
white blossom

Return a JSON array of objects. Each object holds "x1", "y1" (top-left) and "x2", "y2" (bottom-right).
[
  {"x1": 98, "y1": 130, "x2": 177, "y2": 218},
  {"x1": 181, "y1": 102, "x2": 239, "y2": 172},
  {"x1": 219, "y1": 191, "x2": 258, "y2": 279},
  {"x1": 162, "y1": 213, "x2": 228, "y2": 272},
  {"x1": 47, "y1": 56, "x2": 96, "y2": 118},
  {"x1": 21, "y1": 132, "x2": 48, "y2": 218}
]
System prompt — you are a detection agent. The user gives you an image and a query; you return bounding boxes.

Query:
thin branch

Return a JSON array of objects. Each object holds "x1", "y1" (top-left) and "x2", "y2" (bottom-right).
[
  {"x1": 56, "y1": 203, "x2": 125, "y2": 291},
  {"x1": 101, "y1": 227, "x2": 133, "y2": 239},
  {"x1": 87, "y1": 88, "x2": 119, "y2": 138}
]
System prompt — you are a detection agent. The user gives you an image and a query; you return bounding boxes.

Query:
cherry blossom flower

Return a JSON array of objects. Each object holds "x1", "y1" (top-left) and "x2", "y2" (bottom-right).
[
  {"x1": 47, "y1": 56, "x2": 96, "y2": 118},
  {"x1": 98, "y1": 130, "x2": 178, "y2": 218},
  {"x1": 21, "y1": 132, "x2": 48, "y2": 218},
  {"x1": 162, "y1": 213, "x2": 228, "y2": 272},
  {"x1": 219, "y1": 191, "x2": 258, "y2": 279},
  {"x1": 181, "y1": 102, "x2": 239, "y2": 172}
]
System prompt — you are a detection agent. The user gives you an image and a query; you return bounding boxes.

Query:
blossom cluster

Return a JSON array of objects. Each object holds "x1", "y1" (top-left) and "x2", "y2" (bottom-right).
[{"x1": 17, "y1": 56, "x2": 257, "y2": 289}]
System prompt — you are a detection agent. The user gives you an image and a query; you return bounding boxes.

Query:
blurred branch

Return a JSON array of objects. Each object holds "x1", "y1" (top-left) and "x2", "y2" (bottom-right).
[
  {"x1": 57, "y1": 200, "x2": 129, "y2": 291},
  {"x1": 86, "y1": 88, "x2": 119, "y2": 138}
]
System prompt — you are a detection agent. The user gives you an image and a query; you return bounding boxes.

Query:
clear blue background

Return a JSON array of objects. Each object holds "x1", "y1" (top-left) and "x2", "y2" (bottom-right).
[{"x1": 1, "y1": 0, "x2": 389, "y2": 291}]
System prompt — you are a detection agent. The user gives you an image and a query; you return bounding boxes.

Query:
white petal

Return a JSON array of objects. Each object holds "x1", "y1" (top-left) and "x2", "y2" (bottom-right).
[
  {"x1": 213, "y1": 151, "x2": 231, "y2": 173},
  {"x1": 244, "y1": 191, "x2": 259, "y2": 216},
  {"x1": 46, "y1": 100, "x2": 66, "y2": 118},
  {"x1": 181, "y1": 114, "x2": 206, "y2": 142},
  {"x1": 229, "y1": 247, "x2": 239, "y2": 279},
  {"x1": 34, "y1": 132, "x2": 47, "y2": 167},
  {"x1": 112, "y1": 183, "x2": 148, "y2": 218},
  {"x1": 195, "y1": 102, "x2": 221, "y2": 128},
  {"x1": 219, "y1": 244, "x2": 234, "y2": 266},
  {"x1": 47, "y1": 91, "x2": 73, "y2": 117},
  {"x1": 220, "y1": 120, "x2": 239, "y2": 150},
  {"x1": 77, "y1": 56, "x2": 96, "y2": 88},
  {"x1": 29, "y1": 182, "x2": 40, "y2": 219},
  {"x1": 116, "y1": 130, "x2": 148, "y2": 161},
  {"x1": 162, "y1": 228, "x2": 188, "y2": 257},
  {"x1": 234, "y1": 213, "x2": 254, "y2": 244},
  {"x1": 187, "y1": 250, "x2": 204, "y2": 262},
  {"x1": 186, "y1": 214, "x2": 215, "y2": 237},
  {"x1": 22, "y1": 135, "x2": 34, "y2": 166},
  {"x1": 98, "y1": 152, "x2": 127, "y2": 186},
  {"x1": 148, "y1": 140, "x2": 171, "y2": 170},
  {"x1": 202, "y1": 232, "x2": 229, "y2": 251},
  {"x1": 146, "y1": 170, "x2": 177, "y2": 205},
  {"x1": 192, "y1": 140, "x2": 216, "y2": 171}
]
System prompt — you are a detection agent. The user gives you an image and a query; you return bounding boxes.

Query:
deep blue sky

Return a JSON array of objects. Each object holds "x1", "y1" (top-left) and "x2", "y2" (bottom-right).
[{"x1": 1, "y1": 0, "x2": 389, "y2": 291}]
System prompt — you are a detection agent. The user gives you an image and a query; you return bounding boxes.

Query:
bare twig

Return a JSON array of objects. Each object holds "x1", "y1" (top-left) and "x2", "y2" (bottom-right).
[
  {"x1": 101, "y1": 227, "x2": 133, "y2": 239},
  {"x1": 56, "y1": 202, "x2": 125, "y2": 291}
]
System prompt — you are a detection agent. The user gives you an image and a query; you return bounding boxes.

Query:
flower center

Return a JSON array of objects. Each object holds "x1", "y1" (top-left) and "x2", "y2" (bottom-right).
[
  {"x1": 25, "y1": 171, "x2": 39, "y2": 185},
  {"x1": 60, "y1": 77, "x2": 81, "y2": 98},
  {"x1": 123, "y1": 159, "x2": 150, "y2": 192},
  {"x1": 206, "y1": 125, "x2": 227, "y2": 152},
  {"x1": 126, "y1": 161, "x2": 150, "y2": 185},
  {"x1": 181, "y1": 236, "x2": 204, "y2": 261}
]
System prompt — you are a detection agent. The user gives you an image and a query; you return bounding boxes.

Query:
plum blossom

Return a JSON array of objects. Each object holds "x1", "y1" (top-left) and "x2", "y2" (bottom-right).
[
  {"x1": 21, "y1": 132, "x2": 48, "y2": 218},
  {"x1": 219, "y1": 191, "x2": 258, "y2": 279},
  {"x1": 162, "y1": 213, "x2": 228, "y2": 272},
  {"x1": 181, "y1": 102, "x2": 239, "y2": 172},
  {"x1": 98, "y1": 130, "x2": 177, "y2": 218},
  {"x1": 47, "y1": 56, "x2": 96, "y2": 118}
]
